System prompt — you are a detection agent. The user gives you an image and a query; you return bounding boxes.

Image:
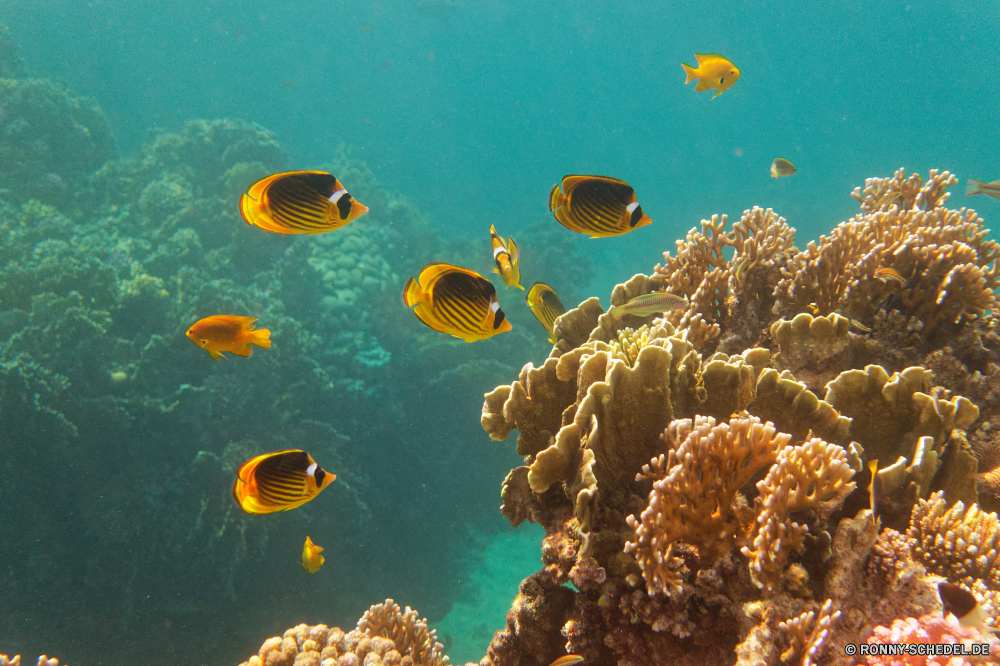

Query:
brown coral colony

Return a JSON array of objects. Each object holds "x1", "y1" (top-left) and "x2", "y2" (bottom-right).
[{"x1": 476, "y1": 169, "x2": 1000, "y2": 666}]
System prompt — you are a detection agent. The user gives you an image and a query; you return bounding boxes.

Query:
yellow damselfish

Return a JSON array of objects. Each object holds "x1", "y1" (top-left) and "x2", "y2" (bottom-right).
[
  {"x1": 681, "y1": 53, "x2": 740, "y2": 99},
  {"x1": 302, "y1": 536, "x2": 325, "y2": 573}
]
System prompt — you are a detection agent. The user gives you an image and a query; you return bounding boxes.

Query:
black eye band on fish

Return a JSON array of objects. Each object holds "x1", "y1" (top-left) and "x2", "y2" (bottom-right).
[
  {"x1": 328, "y1": 188, "x2": 353, "y2": 220},
  {"x1": 492, "y1": 302, "x2": 506, "y2": 329},
  {"x1": 628, "y1": 202, "x2": 643, "y2": 227}
]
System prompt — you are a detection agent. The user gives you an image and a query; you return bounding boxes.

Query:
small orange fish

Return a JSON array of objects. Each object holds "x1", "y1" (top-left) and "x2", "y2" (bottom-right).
[
  {"x1": 681, "y1": 53, "x2": 740, "y2": 98},
  {"x1": 874, "y1": 267, "x2": 905, "y2": 285},
  {"x1": 302, "y1": 536, "x2": 325, "y2": 573},
  {"x1": 967, "y1": 179, "x2": 1000, "y2": 203},
  {"x1": 550, "y1": 657, "x2": 584, "y2": 666},
  {"x1": 360, "y1": 25, "x2": 374, "y2": 34},
  {"x1": 187, "y1": 315, "x2": 271, "y2": 362},
  {"x1": 233, "y1": 449, "x2": 336, "y2": 514}
]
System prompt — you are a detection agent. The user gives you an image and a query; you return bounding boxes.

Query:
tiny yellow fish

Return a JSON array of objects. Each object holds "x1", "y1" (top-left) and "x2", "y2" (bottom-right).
[
  {"x1": 302, "y1": 536, "x2": 325, "y2": 573},
  {"x1": 770, "y1": 158, "x2": 796, "y2": 179},
  {"x1": 187, "y1": 315, "x2": 271, "y2": 362},
  {"x1": 490, "y1": 224, "x2": 523, "y2": 290},
  {"x1": 874, "y1": 267, "x2": 905, "y2": 285},
  {"x1": 867, "y1": 459, "x2": 881, "y2": 523},
  {"x1": 967, "y1": 179, "x2": 1000, "y2": 203},
  {"x1": 681, "y1": 53, "x2": 740, "y2": 98},
  {"x1": 549, "y1": 657, "x2": 584, "y2": 666}
]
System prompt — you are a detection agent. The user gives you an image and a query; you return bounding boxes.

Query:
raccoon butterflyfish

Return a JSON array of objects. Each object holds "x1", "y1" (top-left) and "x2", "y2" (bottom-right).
[
  {"x1": 489, "y1": 224, "x2": 523, "y2": 290},
  {"x1": 525, "y1": 282, "x2": 566, "y2": 343},
  {"x1": 938, "y1": 582, "x2": 998, "y2": 634},
  {"x1": 608, "y1": 292, "x2": 688, "y2": 319},
  {"x1": 301, "y1": 536, "x2": 325, "y2": 573},
  {"x1": 549, "y1": 175, "x2": 652, "y2": 238},
  {"x1": 239, "y1": 170, "x2": 369, "y2": 235},
  {"x1": 681, "y1": 53, "x2": 741, "y2": 99},
  {"x1": 403, "y1": 263, "x2": 512, "y2": 342},
  {"x1": 187, "y1": 315, "x2": 271, "y2": 362},
  {"x1": 232, "y1": 449, "x2": 336, "y2": 514},
  {"x1": 967, "y1": 179, "x2": 1000, "y2": 203},
  {"x1": 770, "y1": 158, "x2": 796, "y2": 178}
]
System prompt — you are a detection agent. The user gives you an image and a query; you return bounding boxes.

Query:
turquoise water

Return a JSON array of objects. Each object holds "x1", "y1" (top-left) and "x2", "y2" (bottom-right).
[{"x1": 1, "y1": 0, "x2": 998, "y2": 664}]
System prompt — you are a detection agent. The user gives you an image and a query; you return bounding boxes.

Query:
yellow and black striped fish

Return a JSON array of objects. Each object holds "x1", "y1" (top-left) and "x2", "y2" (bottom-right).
[
  {"x1": 232, "y1": 449, "x2": 336, "y2": 514},
  {"x1": 239, "y1": 170, "x2": 369, "y2": 235},
  {"x1": 403, "y1": 262, "x2": 512, "y2": 342},
  {"x1": 525, "y1": 282, "x2": 565, "y2": 343},
  {"x1": 490, "y1": 224, "x2": 523, "y2": 290},
  {"x1": 549, "y1": 175, "x2": 652, "y2": 238}
]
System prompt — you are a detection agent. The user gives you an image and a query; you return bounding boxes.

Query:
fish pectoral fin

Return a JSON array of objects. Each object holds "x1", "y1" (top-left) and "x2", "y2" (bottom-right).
[
  {"x1": 508, "y1": 238, "x2": 519, "y2": 262},
  {"x1": 493, "y1": 266, "x2": 501, "y2": 275},
  {"x1": 208, "y1": 350, "x2": 226, "y2": 362},
  {"x1": 230, "y1": 343, "x2": 253, "y2": 358},
  {"x1": 516, "y1": 283, "x2": 525, "y2": 290}
]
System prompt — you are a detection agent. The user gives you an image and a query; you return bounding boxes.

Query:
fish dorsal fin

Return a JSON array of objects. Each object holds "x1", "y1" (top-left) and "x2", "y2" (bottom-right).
[
  {"x1": 560, "y1": 175, "x2": 595, "y2": 193},
  {"x1": 212, "y1": 315, "x2": 258, "y2": 327},
  {"x1": 695, "y1": 53, "x2": 722, "y2": 65},
  {"x1": 421, "y1": 262, "x2": 481, "y2": 287}
]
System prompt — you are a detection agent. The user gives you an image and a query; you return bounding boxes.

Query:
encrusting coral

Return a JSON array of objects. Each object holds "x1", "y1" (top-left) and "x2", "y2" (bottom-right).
[
  {"x1": 238, "y1": 600, "x2": 455, "y2": 666},
  {"x1": 474, "y1": 170, "x2": 997, "y2": 666}
]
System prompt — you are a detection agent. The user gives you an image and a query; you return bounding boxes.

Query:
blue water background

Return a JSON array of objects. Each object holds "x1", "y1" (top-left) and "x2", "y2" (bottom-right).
[
  {"x1": 2, "y1": 0, "x2": 1000, "y2": 663},
  {"x1": 10, "y1": 0, "x2": 1000, "y2": 297}
]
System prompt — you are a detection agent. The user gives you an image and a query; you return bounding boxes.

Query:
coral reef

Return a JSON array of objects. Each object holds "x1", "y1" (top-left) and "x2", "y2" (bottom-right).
[
  {"x1": 861, "y1": 614, "x2": 1000, "y2": 665},
  {"x1": 238, "y1": 601, "x2": 459, "y2": 666},
  {"x1": 476, "y1": 170, "x2": 998, "y2": 666},
  {"x1": 0, "y1": 79, "x2": 116, "y2": 208}
]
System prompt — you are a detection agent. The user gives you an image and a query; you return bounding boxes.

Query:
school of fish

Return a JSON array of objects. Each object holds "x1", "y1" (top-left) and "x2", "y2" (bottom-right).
[{"x1": 177, "y1": 66, "x2": 999, "y2": 581}]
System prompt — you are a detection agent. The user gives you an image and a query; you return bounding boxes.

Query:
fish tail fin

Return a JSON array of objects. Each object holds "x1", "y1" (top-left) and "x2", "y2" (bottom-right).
[
  {"x1": 250, "y1": 328, "x2": 272, "y2": 349},
  {"x1": 967, "y1": 179, "x2": 984, "y2": 196},
  {"x1": 403, "y1": 276, "x2": 425, "y2": 307},
  {"x1": 681, "y1": 62, "x2": 696, "y2": 84},
  {"x1": 549, "y1": 183, "x2": 566, "y2": 211}
]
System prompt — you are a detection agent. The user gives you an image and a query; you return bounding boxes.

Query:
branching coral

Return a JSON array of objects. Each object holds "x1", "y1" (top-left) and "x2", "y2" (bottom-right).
[
  {"x1": 776, "y1": 170, "x2": 999, "y2": 340},
  {"x1": 777, "y1": 598, "x2": 841, "y2": 666},
  {"x1": 907, "y1": 492, "x2": 1000, "y2": 589},
  {"x1": 861, "y1": 614, "x2": 1000, "y2": 665},
  {"x1": 625, "y1": 415, "x2": 790, "y2": 595},
  {"x1": 238, "y1": 602, "x2": 452, "y2": 666},
  {"x1": 741, "y1": 438, "x2": 856, "y2": 592}
]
